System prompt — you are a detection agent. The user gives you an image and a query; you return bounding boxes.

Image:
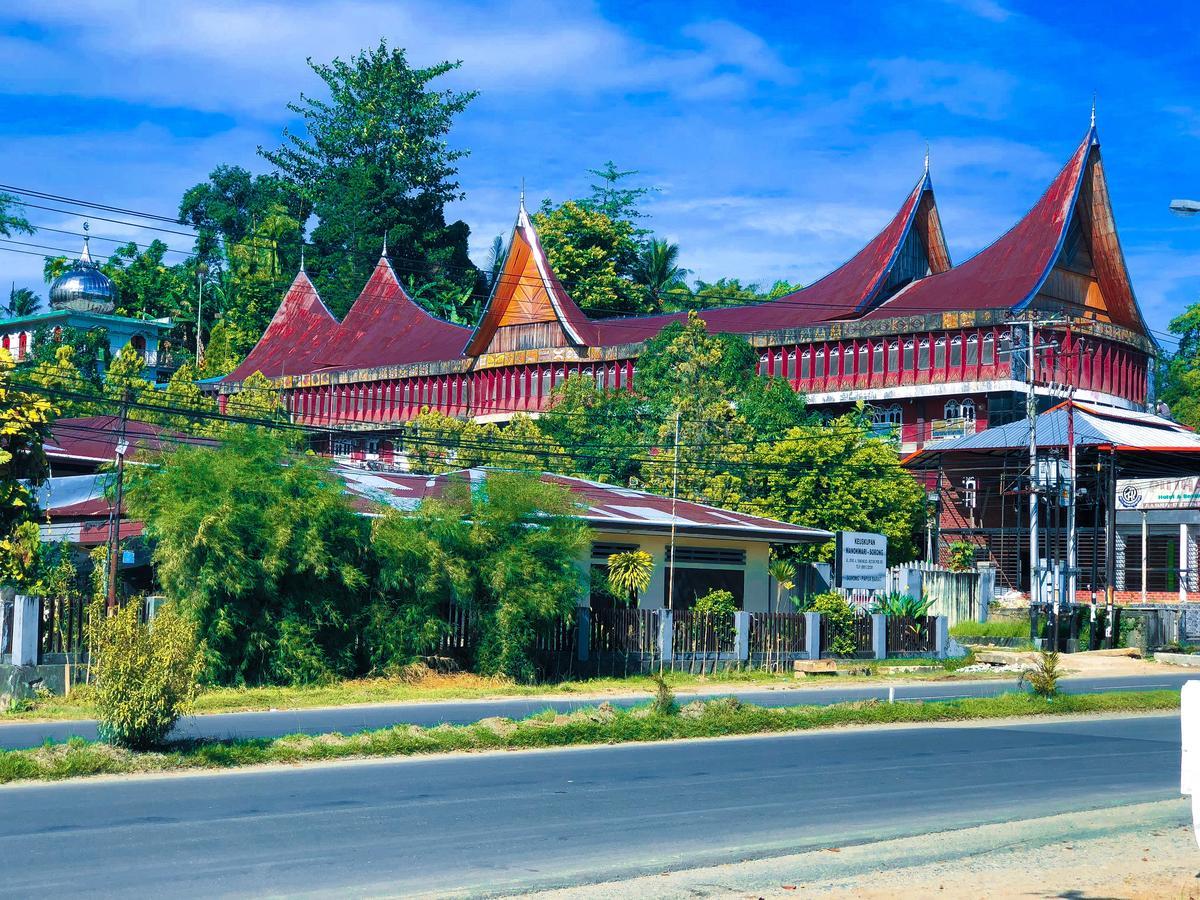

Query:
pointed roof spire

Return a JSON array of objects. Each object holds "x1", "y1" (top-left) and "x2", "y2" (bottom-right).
[
  {"x1": 924, "y1": 142, "x2": 930, "y2": 175},
  {"x1": 299, "y1": 243, "x2": 306, "y2": 273},
  {"x1": 381, "y1": 231, "x2": 388, "y2": 258},
  {"x1": 1090, "y1": 92, "x2": 1096, "y2": 128},
  {"x1": 519, "y1": 177, "x2": 526, "y2": 212},
  {"x1": 80, "y1": 220, "x2": 93, "y2": 265}
]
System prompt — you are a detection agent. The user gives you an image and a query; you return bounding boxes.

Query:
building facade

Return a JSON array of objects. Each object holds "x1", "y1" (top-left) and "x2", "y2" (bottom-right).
[{"x1": 222, "y1": 126, "x2": 1154, "y2": 456}]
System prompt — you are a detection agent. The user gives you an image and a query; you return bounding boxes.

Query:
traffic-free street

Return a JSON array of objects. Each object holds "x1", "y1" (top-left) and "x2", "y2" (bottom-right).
[{"x1": 0, "y1": 713, "x2": 1179, "y2": 898}]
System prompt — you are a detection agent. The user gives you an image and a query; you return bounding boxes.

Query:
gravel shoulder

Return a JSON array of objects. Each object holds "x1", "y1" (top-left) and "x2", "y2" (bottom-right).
[{"x1": 526, "y1": 798, "x2": 1199, "y2": 900}]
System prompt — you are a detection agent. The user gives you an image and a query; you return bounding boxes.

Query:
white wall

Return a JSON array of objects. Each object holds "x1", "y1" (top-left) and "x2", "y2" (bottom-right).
[{"x1": 581, "y1": 529, "x2": 776, "y2": 612}]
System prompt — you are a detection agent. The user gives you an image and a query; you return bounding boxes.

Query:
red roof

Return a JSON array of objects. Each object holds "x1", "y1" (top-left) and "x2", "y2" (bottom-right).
[
  {"x1": 226, "y1": 271, "x2": 337, "y2": 381},
  {"x1": 863, "y1": 128, "x2": 1095, "y2": 321},
  {"x1": 316, "y1": 256, "x2": 470, "y2": 372},
  {"x1": 588, "y1": 171, "x2": 947, "y2": 346},
  {"x1": 44, "y1": 416, "x2": 212, "y2": 465},
  {"x1": 337, "y1": 466, "x2": 831, "y2": 542}
]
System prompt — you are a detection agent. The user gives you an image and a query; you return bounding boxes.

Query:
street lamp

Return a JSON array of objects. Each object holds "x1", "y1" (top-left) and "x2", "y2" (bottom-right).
[{"x1": 1170, "y1": 199, "x2": 1200, "y2": 217}]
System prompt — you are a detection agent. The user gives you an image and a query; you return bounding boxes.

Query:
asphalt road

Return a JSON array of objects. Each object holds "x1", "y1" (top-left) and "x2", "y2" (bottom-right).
[
  {"x1": 0, "y1": 713, "x2": 1180, "y2": 898},
  {"x1": 0, "y1": 672, "x2": 1189, "y2": 750}
]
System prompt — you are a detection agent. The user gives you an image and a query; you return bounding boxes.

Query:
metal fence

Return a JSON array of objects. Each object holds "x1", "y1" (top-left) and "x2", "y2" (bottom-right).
[
  {"x1": 820, "y1": 613, "x2": 874, "y2": 657},
  {"x1": 886, "y1": 615, "x2": 937, "y2": 654},
  {"x1": 748, "y1": 612, "x2": 807, "y2": 670},
  {"x1": 589, "y1": 607, "x2": 660, "y2": 676},
  {"x1": 39, "y1": 596, "x2": 88, "y2": 657}
]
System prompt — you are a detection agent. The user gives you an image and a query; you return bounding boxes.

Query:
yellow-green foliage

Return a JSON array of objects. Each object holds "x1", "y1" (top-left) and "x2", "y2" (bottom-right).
[
  {"x1": 810, "y1": 591, "x2": 856, "y2": 656},
  {"x1": 92, "y1": 601, "x2": 204, "y2": 749}
]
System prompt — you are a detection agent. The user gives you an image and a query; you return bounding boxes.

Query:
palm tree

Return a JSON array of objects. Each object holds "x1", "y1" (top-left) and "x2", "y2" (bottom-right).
[
  {"x1": 631, "y1": 239, "x2": 689, "y2": 310},
  {"x1": 768, "y1": 556, "x2": 797, "y2": 614},
  {"x1": 485, "y1": 235, "x2": 506, "y2": 290},
  {"x1": 5, "y1": 286, "x2": 40, "y2": 317},
  {"x1": 606, "y1": 550, "x2": 654, "y2": 606}
]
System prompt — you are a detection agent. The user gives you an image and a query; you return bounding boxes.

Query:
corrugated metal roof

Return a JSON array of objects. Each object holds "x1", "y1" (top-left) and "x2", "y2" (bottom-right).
[
  {"x1": 906, "y1": 401, "x2": 1200, "y2": 460},
  {"x1": 338, "y1": 466, "x2": 832, "y2": 543}
]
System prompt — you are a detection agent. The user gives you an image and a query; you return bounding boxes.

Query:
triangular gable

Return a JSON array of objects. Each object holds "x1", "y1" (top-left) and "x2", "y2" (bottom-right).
[
  {"x1": 464, "y1": 204, "x2": 596, "y2": 356},
  {"x1": 225, "y1": 270, "x2": 336, "y2": 382},
  {"x1": 315, "y1": 255, "x2": 469, "y2": 371}
]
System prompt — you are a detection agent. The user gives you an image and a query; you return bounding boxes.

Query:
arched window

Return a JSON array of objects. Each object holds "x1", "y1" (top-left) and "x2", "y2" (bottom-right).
[
  {"x1": 858, "y1": 343, "x2": 869, "y2": 375},
  {"x1": 966, "y1": 334, "x2": 979, "y2": 366},
  {"x1": 18, "y1": 332, "x2": 28, "y2": 359},
  {"x1": 998, "y1": 331, "x2": 1012, "y2": 363},
  {"x1": 944, "y1": 400, "x2": 961, "y2": 420},
  {"x1": 844, "y1": 346, "x2": 855, "y2": 377},
  {"x1": 873, "y1": 344, "x2": 884, "y2": 374},
  {"x1": 786, "y1": 351, "x2": 797, "y2": 380},
  {"x1": 800, "y1": 349, "x2": 811, "y2": 380},
  {"x1": 918, "y1": 339, "x2": 930, "y2": 370},
  {"x1": 982, "y1": 333, "x2": 995, "y2": 365},
  {"x1": 887, "y1": 342, "x2": 899, "y2": 372},
  {"x1": 902, "y1": 340, "x2": 915, "y2": 371},
  {"x1": 758, "y1": 353, "x2": 769, "y2": 376},
  {"x1": 828, "y1": 347, "x2": 841, "y2": 378},
  {"x1": 964, "y1": 477, "x2": 977, "y2": 509},
  {"x1": 950, "y1": 336, "x2": 963, "y2": 368},
  {"x1": 814, "y1": 347, "x2": 826, "y2": 379},
  {"x1": 961, "y1": 398, "x2": 976, "y2": 421},
  {"x1": 130, "y1": 334, "x2": 146, "y2": 352},
  {"x1": 1, "y1": 335, "x2": 9, "y2": 352},
  {"x1": 540, "y1": 368, "x2": 552, "y2": 397},
  {"x1": 934, "y1": 338, "x2": 947, "y2": 370},
  {"x1": 872, "y1": 404, "x2": 903, "y2": 426}
]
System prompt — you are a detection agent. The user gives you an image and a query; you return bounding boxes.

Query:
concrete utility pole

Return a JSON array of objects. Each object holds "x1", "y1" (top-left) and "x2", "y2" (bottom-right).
[
  {"x1": 666, "y1": 410, "x2": 681, "y2": 613},
  {"x1": 106, "y1": 389, "x2": 130, "y2": 613}
]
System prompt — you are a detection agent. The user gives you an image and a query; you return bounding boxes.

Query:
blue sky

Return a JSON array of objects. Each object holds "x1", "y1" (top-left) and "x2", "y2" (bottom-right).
[{"x1": 1, "y1": 0, "x2": 1197, "y2": 344}]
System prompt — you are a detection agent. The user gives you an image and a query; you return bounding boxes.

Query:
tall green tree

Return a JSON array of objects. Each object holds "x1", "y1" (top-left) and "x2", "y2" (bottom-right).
[
  {"x1": 630, "y1": 239, "x2": 689, "y2": 312},
  {"x1": 532, "y1": 201, "x2": 645, "y2": 316},
  {"x1": 1160, "y1": 299, "x2": 1200, "y2": 427},
  {"x1": 0, "y1": 192, "x2": 33, "y2": 239},
  {"x1": 373, "y1": 472, "x2": 589, "y2": 682},
  {"x1": 5, "y1": 286, "x2": 39, "y2": 317},
  {"x1": 583, "y1": 161, "x2": 654, "y2": 228},
  {"x1": 126, "y1": 427, "x2": 372, "y2": 684},
  {"x1": 0, "y1": 348, "x2": 52, "y2": 587},
  {"x1": 259, "y1": 40, "x2": 483, "y2": 319}
]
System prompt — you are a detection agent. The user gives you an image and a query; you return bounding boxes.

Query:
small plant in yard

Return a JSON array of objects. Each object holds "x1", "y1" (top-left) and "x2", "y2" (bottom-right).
[
  {"x1": 768, "y1": 555, "x2": 797, "y2": 613},
  {"x1": 606, "y1": 550, "x2": 654, "y2": 605},
  {"x1": 1021, "y1": 650, "x2": 1062, "y2": 698},
  {"x1": 809, "y1": 591, "x2": 856, "y2": 656},
  {"x1": 92, "y1": 600, "x2": 204, "y2": 749},
  {"x1": 650, "y1": 672, "x2": 677, "y2": 715},
  {"x1": 948, "y1": 541, "x2": 977, "y2": 572}
]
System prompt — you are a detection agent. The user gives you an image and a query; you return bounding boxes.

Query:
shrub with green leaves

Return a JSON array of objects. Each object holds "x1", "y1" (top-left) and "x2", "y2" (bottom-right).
[
  {"x1": 870, "y1": 592, "x2": 933, "y2": 619},
  {"x1": 1022, "y1": 650, "x2": 1062, "y2": 698},
  {"x1": 948, "y1": 541, "x2": 977, "y2": 572},
  {"x1": 809, "y1": 591, "x2": 856, "y2": 656},
  {"x1": 92, "y1": 601, "x2": 204, "y2": 749}
]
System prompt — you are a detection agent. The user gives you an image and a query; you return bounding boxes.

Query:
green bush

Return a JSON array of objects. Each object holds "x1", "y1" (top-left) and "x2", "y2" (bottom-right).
[
  {"x1": 92, "y1": 601, "x2": 204, "y2": 749},
  {"x1": 810, "y1": 591, "x2": 856, "y2": 656},
  {"x1": 948, "y1": 541, "x2": 977, "y2": 572},
  {"x1": 693, "y1": 589, "x2": 737, "y2": 619},
  {"x1": 869, "y1": 592, "x2": 933, "y2": 619},
  {"x1": 1021, "y1": 650, "x2": 1062, "y2": 698}
]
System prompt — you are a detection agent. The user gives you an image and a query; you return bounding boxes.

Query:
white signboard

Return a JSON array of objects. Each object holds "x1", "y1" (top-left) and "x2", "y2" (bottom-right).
[
  {"x1": 1118, "y1": 477, "x2": 1200, "y2": 511},
  {"x1": 837, "y1": 531, "x2": 888, "y2": 591}
]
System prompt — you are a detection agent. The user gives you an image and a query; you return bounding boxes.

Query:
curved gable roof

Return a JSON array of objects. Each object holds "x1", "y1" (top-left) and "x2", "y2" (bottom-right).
[
  {"x1": 316, "y1": 255, "x2": 469, "y2": 372},
  {"x1": 225, "y1": 270, "x2": 336, "y2": 382},
  {"x1": 861, "y1": 126, "x2": 1145, "y2": 334},
  {"x1": 589, "y1": 170, "x2": 947, "y2": 346}
]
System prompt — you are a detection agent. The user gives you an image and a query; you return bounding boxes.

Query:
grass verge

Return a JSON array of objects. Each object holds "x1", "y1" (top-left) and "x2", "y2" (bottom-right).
[
  {"x1": 0, "y1": 689, "x2": 1178, "y2": 786},
  {"x1": 3, "y1": 663, "x2": 981, "y2": 722}
]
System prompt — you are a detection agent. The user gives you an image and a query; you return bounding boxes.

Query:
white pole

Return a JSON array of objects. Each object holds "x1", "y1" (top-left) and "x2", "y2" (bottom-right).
[
  {"x1": 1142, "y1": 511, "x2": 1148, "y2": 603},
  {"x1": 1182, "y1": 522, "x2": 1189, "y2": 605},
  {"x1": 666, "y1": 411, "x2": 680, "y2": 612},
  {"x1": 1027, "y1": 318, "x2": 1040, "y2": 608}
]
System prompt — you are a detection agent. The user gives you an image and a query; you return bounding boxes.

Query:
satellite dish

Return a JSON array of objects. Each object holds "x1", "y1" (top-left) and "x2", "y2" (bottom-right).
[{"x1": 1170, "y1": 199, "x2": 1200, "y2": 217}]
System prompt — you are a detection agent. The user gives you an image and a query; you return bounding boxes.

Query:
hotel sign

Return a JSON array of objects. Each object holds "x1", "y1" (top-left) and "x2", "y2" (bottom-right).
[
  {"x1": 1117, "y1": 477, "x2": 1200, "y2": 511},
  {"x1": 836, "y1": 531, "x2": 888, "y2": 591}
]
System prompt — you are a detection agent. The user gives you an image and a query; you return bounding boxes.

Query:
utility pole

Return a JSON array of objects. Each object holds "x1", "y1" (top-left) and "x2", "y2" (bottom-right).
[
  {"x1": 195, "y1": 263, "x2": 209, "y2": 363},
  {"x1": 105, "y1": 389, "x2": 130, "y2": 614},
  {"x1": 666, "y1": 411, "x2": 681, "y2": 613},
  {"x1": 1105, "y1": 448, "x2": 1118, "y2": 648}
]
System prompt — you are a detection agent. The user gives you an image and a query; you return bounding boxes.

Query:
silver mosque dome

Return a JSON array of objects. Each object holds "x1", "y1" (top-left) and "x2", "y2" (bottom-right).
[{"x1": 49, "y1": 231, "x2": 115, "y2": 314}]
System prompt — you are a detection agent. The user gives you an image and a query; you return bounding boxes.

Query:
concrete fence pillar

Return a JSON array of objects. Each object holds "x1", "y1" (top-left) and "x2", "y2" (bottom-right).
[
  {"x1": 577, "y1": 607, "x2": 590, "y2": 662},
  {"x1": 12, "y1": 594, "x2": 39, "y2": 667},
  {"x1": 804, "y1": 612, "x2": 820, "y2": 660},
  {"x1": 871, "y1": 613, "x2": 887, "y2": 661},
  {"x1": 734, "y1": 611, "x2": 750, "y2": 662},
  {"x1": 977, "y1": 564, "x2": 996, "y2": 622},
  {"x1": 935, "y1": 615, "x2": 949, "y2": 659},
  {"x1": 658, "y1": 609, "x2": 673, "y2": 663}
]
